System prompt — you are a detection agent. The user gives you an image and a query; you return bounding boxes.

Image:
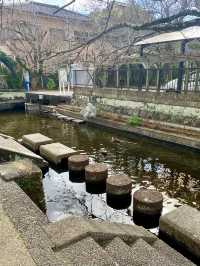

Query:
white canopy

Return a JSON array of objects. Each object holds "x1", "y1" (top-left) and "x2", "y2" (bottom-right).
[{"x1": 135, "y1": 26, "x2": 200, "y2": 46}]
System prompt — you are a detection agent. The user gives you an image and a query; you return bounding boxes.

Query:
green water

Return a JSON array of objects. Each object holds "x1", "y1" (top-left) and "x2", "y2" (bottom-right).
[{"x1": 0, "y1": 111, "x2": 200, "y2": 224}]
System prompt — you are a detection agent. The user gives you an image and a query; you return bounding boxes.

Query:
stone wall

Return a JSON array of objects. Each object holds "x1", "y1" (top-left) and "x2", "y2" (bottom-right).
[{"x1": 73, "y1": 87, "x2": 200, "y2": 127}]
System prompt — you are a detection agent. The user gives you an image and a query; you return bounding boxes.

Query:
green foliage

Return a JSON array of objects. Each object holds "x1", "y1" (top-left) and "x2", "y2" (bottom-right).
[
  {"x1": 0, "y1": 51, "x2": 23, "y2": 90},
  {"x1": 128, "y1": 115, "x2": 143, "y2": 127},
  {"x1": 47, "y1": 78, "x2": 56, "y2": 90}
]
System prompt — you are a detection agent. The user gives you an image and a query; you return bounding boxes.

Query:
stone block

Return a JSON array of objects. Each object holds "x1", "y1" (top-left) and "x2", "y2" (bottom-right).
[
  {"x1": 159, "y1": 205, "x2": 200, "y2": 259},
  {"x1": 40, "y1": 142, "x2": 78, "y2": 164},
  {"x1": 0, "y1": 159, "x2": 42, "y2": 181},
  {"x1": 22, "y1": 133, "x2": 53, "y2": 152}
]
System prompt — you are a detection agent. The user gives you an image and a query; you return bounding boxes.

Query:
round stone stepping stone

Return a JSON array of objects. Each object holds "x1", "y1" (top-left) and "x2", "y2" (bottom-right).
[
  {"x1": 68, "y1": 154, "x2": 89, "y2": 183},
  {"x1": 85, "y1": 163, "x2": 108, "y2": 194},
  {"x1": 133, "y1": 189, "x2": 163, "y2": 229},
  {"x1": 106, "y1": 174, "x2": 132, "y2": 210}
]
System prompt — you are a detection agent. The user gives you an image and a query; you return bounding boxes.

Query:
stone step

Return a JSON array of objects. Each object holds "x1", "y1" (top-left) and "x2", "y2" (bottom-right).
[
  {"x1": 44, "y1": 216, "x2": 157, "y2": 250},
  {"x1": 89, "y1": 219, "x2": 157, "y2": 245},
  {"x1": 152, "y1": 239, "x2": 195, "y2": 266},
  {"x1": 56, "y1": 236, "x2": 116, "y2": 266},
  {"x1": 105, "y1": 237, "x2": 139, "y2": 266},
  {"x1": 131, "y1": 238, "x2": 178, "y2": 266},
  {"x1": 44, "y1": 216, "x2": 93, "y2": 249}
]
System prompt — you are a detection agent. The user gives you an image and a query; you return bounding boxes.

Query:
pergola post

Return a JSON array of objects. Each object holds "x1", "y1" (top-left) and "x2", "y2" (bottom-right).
[
  {"x1": 156, "y1": 67, "x2": 161, "y2": 92},
  {"x1": 127, "y1": 64, "x2": 130, "y2": 88},
  {"x1": 195, "y1": 63, "x2": 200, "y2": 92},
  {"x1": 146, "y1": 68, "x2": 149, "y2": 91},
  {"x1": 138, "y1": 45, "x2": 144, "y2": 91},
  {"x1": 177, "y1": 40, "x2": 187, "y2": 93},
  {"x1": 116, "y1": 65, "x2": 119, "y2": 88}
]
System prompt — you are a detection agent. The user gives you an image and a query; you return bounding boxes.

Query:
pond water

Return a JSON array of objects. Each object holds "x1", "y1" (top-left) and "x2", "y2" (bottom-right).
[{"x1": 1, "y1": 111, "x2": 200, "y2": 229}]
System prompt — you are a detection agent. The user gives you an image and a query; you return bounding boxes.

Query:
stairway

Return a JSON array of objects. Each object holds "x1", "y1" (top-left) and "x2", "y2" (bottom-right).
[{"x1": 43, "y1": 216, "x2": 195, "y2": 266}]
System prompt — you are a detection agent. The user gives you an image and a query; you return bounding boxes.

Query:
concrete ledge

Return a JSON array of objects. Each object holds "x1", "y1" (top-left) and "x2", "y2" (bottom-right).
[{"x1": 160, "y1": 205, "x2": 200, "y2": 259}]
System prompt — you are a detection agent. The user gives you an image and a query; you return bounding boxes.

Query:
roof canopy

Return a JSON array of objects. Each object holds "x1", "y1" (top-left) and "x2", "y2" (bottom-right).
[{"x1": 135, "y1": 26, "x2": 200, "y2": 46}]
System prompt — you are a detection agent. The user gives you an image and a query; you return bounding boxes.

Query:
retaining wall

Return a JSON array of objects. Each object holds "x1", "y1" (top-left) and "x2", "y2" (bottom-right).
[{"x1": 73, "y1": 88, "x2": 200, "y2": 127}]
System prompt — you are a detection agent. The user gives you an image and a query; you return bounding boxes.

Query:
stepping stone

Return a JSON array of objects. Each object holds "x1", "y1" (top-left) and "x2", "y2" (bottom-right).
[
  {"x1": 63, "y1": 116, "x2": 73, "y2": 122},
  {"x1": 160, "y1": 205, "x2": 200, "y2": 259},
  {"x1": 40, "y1": 142, "x2": 78, "y2": 165},
  {"x1": 0, "y1": 159, "x2": 41, "y2": 181},
  {"x1": 72, "y1": 119, "x2": 85, "y2": 124},
  {"x1": 22, "y1": 133, "x2": 53, "y2": 152},
  {"x1": 106, "y1": 174, "x2": 132, "y2": 209}
]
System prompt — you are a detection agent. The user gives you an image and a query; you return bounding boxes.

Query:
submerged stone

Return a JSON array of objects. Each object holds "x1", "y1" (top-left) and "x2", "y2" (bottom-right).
[{"x1": 0, "y1": 159, "x2": 42, "y2": 181}]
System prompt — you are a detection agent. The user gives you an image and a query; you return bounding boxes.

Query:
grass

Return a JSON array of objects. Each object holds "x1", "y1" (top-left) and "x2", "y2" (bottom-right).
[{"x1": 128, "y1": 115, "x2": 143, "y2": 127}]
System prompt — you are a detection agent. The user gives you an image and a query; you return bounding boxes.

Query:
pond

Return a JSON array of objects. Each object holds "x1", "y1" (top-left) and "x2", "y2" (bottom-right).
[{"x1": 0, "y1": 111, "x2": 200, "y2": 230}]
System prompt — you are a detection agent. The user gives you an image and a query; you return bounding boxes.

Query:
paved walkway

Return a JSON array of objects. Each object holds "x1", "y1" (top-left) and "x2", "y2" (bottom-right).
[{"x1": 0, "y1": 204, "x2": 36, "y2": 266}]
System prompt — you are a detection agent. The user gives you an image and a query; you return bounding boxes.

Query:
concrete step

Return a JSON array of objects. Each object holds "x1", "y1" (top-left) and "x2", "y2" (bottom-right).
[
  {"x1": 56, "y1": 236, "x2": 116, "y2": 266},
  {"x1": 152, "y1": 239, "x2": 195, "y2": 266},
  {"x1": 44, "y1": 216, "x2": 157, "y2": 250},
  {"x1": 89, "y1": 219, "x2": 156, "y2": 245},
  {"x1": 131, "y1": 238, "x2": 178, "y2": 266},
  {"x1": 105, "y1": 237, "x2": 139, "y2": 266},
  {"x1": 44, "y1": 216, "x2": 93, "y2": 250}
]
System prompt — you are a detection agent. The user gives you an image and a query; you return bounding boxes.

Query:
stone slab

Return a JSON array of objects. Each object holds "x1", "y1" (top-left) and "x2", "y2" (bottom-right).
[
  {"x1": 73, "y1": 119, "x2": 85, "y2": 124},
  {"x1": 159, "y1": 205, "x2": 200, "y2": 259},
  {"x1": 0, "y1": 135, "x2": 47, "y2": 167},
  {"x1": 22, "y1": 133, "x2": 53, "y2": 152},
  {"x1": 40, "y1": 142, "x2": 78, "y2": 164},
  {"x1": 0, "y1": 204, "x2": 36, "y2": 266},
  {"x1": 0, "y1": 159, "x2": 42, "y2": 181}
]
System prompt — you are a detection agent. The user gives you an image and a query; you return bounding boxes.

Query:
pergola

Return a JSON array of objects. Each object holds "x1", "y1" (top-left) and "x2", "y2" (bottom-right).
[{"x1": 134, "y1": 26, "x2": 200, "y2": 92}]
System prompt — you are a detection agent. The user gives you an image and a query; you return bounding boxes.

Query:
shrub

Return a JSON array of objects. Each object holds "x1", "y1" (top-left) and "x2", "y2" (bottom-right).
[
  {"x1": 47, "y1": 78, "x2": 56, "y2": 90},
  {"x1": 128, "y1": 115, "x2": 143, "y2": 127}
]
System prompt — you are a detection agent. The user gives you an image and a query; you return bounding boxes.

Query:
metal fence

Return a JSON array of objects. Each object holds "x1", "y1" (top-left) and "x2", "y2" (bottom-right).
[{"x1": 71, "y1": 65, "x2": 200, "y2": 92}]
